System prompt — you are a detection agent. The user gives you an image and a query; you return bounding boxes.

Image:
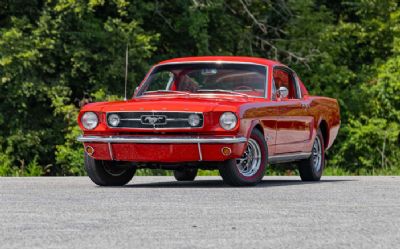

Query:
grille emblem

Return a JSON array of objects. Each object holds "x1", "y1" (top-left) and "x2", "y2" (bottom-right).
[{"x1": 140, "y1": 115, "x2": 167, "y2": 125}]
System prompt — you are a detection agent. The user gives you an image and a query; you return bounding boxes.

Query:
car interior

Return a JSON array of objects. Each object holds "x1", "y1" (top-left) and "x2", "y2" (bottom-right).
[{"x1": 176, "y1": 69, "x2": 265, "y2": 97}]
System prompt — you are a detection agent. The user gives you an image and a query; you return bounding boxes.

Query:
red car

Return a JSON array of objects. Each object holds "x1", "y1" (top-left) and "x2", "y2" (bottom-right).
[{"x1": 77, "y1": 56, "x2": 340, "y2": 186}]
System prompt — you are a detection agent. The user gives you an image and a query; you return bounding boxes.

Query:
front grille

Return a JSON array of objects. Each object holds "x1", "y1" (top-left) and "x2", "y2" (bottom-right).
[{"x1": 106, "y1": 112, "x2": 204, "y2": 129}]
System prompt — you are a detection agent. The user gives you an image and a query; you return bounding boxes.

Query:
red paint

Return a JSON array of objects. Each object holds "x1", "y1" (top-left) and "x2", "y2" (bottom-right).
[{"x1": 78, "y1": 56, "x2": 340, "y2": 163}]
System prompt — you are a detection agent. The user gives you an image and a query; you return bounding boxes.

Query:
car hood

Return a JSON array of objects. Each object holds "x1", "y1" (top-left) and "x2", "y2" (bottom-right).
[{"x1": 82, "y1": 94, "x2": 254, "y2": 113}]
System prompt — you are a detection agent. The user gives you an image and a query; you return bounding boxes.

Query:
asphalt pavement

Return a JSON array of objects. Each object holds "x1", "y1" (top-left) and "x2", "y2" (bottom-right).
[{"x1": 1, "y1": 176, "x2": 399, "y2": 249}]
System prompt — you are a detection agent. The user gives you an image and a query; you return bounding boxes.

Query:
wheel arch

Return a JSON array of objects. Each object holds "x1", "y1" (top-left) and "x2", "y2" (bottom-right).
[
  {"x1": 253, "y1": 123, "x2": 264, "y2": 136},
  {"x1": 318, "y1": 119, "x2": 329, "y2": 149},
  {"x1": 245, "y1": 120, "x2": 265, "y2": 139}
]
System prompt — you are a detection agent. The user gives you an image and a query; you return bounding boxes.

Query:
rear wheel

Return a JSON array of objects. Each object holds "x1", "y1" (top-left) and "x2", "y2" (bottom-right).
[
  {"x1": 84, "y1": 153, "x2": 136, "y2": 186},
  {"x1": 219, "y1": 129, "x2": 267, "y2": 186},
  {"x1": 173, "y1": 168, "x2": 198, "y2": 181},
  {"x1": 298, "y1": 129, "x2": 325, "y2": 181}
]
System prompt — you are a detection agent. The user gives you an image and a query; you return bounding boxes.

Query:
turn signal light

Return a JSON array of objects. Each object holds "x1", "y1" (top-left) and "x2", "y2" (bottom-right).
[
  {"x1": 221, "y1": 147, "x2": 232, "y2": 156},
  {"x1": 85, "y1": 146, "x2": 94, "y2": 156}
]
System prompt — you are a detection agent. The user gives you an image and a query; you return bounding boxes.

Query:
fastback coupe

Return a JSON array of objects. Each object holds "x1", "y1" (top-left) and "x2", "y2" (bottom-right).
[{"x1": 77, "y1": 56, "x2": 340, "y2": 186}]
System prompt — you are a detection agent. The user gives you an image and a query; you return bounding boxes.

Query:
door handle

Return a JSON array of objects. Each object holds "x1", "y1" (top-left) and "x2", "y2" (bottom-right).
[{"x1": 301, "y1": 103, "x2": 311, "y2": 109}]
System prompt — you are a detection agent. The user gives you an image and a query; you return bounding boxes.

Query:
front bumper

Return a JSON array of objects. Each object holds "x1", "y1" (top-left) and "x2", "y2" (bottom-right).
[
  {"x1": 77, "y1": 135, "x2": 247, "y2": 162},
  {"x1": 77, "y1": 135, "x2": 247, "y2": 144}
]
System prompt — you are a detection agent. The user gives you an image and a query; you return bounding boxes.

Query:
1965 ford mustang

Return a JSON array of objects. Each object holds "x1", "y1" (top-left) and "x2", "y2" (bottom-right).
[{"x1": 77, "y1": 56, "x2": 340, "y2": 186}]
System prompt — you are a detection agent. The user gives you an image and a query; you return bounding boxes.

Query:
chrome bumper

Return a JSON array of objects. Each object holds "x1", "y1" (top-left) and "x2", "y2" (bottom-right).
[{"x1": 77, "y1": 135, "x2": 247, "y2": 144}]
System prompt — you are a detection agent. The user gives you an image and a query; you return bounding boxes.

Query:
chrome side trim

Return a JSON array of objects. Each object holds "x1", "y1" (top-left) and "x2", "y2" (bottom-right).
[
  {"x1": 268, "y1": 152, "x2": 311, "y2": 164},
  {"x1": 77, "y1": 135, "x2": 247, "y2": 144}
]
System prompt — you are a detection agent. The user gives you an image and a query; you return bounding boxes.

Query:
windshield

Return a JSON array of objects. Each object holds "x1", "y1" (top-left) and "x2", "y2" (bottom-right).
[{"x1": 137, "y1": 63, "x2": 267, "y2": 97}]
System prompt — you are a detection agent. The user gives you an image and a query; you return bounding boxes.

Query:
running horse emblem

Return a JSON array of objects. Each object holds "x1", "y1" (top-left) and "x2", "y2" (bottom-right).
[{"x1": 141, "y1": 115, "x2": 166, "y2": 125}]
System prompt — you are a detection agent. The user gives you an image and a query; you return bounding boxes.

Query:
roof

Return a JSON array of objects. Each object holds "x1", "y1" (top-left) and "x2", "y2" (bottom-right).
[{"x1": 157, "y1": 56, "x2": 281, "y2": 67}]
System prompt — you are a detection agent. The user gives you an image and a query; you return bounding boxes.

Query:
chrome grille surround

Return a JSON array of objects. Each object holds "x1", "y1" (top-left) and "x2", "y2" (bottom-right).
[{"x1": 106, "y1": 111, "x2": 204, "y2": 129}]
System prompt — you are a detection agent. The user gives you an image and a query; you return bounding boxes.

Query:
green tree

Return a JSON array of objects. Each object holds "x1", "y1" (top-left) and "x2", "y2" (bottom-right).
[
  {"x1": 0, "y1": 0, "x2": 157, "y2": 175},
  {"x1": 0, "y1": 0, "x2": 399, "y2": 175}
]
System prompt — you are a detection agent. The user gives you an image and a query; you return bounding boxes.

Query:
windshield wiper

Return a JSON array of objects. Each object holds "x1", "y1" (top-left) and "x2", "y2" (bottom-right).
[
  {"x1": 196, "y1": 89, "x2": 249, "y2": 97},
  {"x1": 144, "y1": 90, "x2": 190, "y2": 95}
]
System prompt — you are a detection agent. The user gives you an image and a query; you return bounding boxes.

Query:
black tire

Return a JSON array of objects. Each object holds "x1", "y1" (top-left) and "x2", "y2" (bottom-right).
[
  {"x1": 298, "y1": 129, "x2": 325, "y2": 181},
  {"x1": 219, "y1": 129, "x2": 268, "y2": 186},
  {"x1": 84, "y1": 153, "x2": 136, "y2": 186},
  {"x1": 173, "y1": 168, "x2": 198, "y2": 181}
]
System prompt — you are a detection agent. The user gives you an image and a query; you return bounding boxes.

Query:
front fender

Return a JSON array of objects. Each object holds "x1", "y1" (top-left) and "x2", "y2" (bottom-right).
[{"x1": 240, "y1": 118, "x2": 263, "y2": 140}]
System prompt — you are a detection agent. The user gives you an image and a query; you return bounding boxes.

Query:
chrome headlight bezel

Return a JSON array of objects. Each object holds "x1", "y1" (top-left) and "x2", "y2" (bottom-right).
[
  {"x1": 219, "y1": 112, "x2": 238, "y2": 130},
  {"x1": 108, "y1": 114, "x2": 121, "y2": 127},
  {"x1": 81, "y1": 112, "x2": 99, "y2": 130}
]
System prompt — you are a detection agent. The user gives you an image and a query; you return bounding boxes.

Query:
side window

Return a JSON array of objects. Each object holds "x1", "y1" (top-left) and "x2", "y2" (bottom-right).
[{"x1": 273, "y1": 68, "x2": 299, "y2": 99}]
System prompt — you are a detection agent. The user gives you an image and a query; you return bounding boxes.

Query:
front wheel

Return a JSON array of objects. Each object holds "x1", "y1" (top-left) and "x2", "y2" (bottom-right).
[
  {"x1": 84, "y1": 153, "x2": 136, "y2": 186},
  {"x1": 298, "y1": 129, "x2": 325, "y2": 181},
  {"x1": 219, "y1": 129, "x2": 268, "y2": 186}
]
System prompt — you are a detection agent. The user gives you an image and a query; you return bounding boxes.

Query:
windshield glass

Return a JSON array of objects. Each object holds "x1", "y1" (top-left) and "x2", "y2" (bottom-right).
[{"x1": 137, "y1": 63, "x2": 267, "y2": 97}]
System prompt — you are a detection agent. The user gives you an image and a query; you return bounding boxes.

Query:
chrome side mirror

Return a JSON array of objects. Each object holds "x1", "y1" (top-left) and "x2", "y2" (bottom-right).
[{"x1": 277, "y1": 86, "x2": 289, "y2": 98}]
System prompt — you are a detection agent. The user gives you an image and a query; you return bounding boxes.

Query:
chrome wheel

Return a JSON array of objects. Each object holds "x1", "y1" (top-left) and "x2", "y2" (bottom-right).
[
  {"x1": 236, "y1": 138, "x2": 262, "y2": 177},
  {"x1": 102, "y1": 162, "x2": 127, "y2": 177},
  {"x1": 312, "y1": 136, "x2": 322, "y2": 172}
]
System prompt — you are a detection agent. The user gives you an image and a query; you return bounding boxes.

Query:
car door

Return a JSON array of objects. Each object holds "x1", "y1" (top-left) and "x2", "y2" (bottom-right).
[{"x1": 273, "y1": 67, "x2": 312, "y2": 154}]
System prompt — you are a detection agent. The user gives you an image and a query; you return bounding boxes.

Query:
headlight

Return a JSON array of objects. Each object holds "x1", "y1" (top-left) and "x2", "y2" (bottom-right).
[
  {"x1": 219, "y1": 112, "x2": 237, "y2": 130},
  {"x1": 81, "y1": 112, "x2": 99, "y2": 130},
  {"x1": 188, "y1": 114, "x2": 201, "y2": 127},
  {"x1": 108, "y1": 114, "x2": 120, "y2": 127}
]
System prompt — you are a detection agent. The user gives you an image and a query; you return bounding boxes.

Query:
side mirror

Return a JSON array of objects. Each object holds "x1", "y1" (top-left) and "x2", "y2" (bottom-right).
[{"x1": 277, "y1": 86, "x2": 289, "y2": 99}]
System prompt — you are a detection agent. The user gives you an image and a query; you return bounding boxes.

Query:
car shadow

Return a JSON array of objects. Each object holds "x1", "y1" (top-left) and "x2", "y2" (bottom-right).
[{"x1": 118, "y1": 178, "x2": 355, "y2": 189}]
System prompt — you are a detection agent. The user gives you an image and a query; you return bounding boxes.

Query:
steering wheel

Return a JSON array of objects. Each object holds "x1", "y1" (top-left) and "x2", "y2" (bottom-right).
[{"x1": 234, "y1": 85, "x2": 253, "y2": 91}]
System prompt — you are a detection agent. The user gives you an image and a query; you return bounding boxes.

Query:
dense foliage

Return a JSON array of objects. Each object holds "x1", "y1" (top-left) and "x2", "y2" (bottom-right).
[{"x1": 0, "y1": 0, "x2": 399, "y2": 176}]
